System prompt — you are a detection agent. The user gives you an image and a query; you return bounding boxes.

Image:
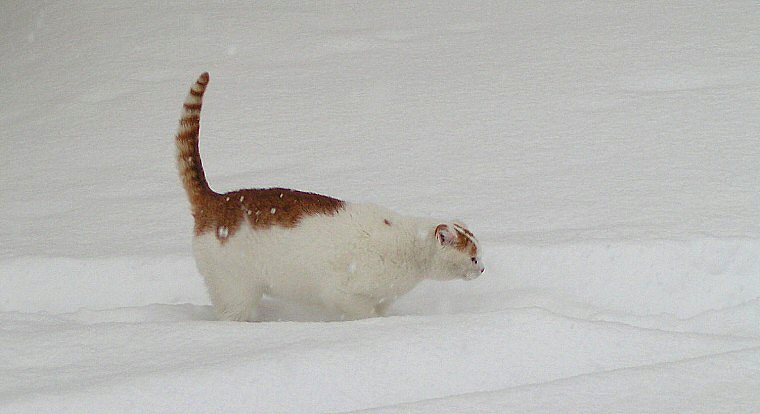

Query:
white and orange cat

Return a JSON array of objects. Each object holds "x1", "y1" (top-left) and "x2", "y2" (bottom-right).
[{"x1": 176, "y1": 72, "x2": 483, "y2": 321}]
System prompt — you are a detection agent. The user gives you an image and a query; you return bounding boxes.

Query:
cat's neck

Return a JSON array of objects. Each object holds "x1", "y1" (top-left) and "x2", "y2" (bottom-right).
[{"x1": 390, "y1": 215, "x2": 441, "y2": 278}]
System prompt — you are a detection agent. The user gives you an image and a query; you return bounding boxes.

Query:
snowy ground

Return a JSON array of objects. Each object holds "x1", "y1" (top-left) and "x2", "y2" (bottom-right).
[{"x1": 1, "y1": 1, "x2": 759, "y2": 413}]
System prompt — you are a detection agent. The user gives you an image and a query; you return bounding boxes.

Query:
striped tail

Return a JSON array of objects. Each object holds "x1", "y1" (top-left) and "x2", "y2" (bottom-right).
[{"x1": 175, "y1": 72, "x2": 216, "y2": 210}]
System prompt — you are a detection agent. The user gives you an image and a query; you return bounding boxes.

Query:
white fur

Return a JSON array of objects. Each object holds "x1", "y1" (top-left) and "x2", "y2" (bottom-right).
[{"x1": 192, "y1": 203, "x2": 482, "y2": 321}]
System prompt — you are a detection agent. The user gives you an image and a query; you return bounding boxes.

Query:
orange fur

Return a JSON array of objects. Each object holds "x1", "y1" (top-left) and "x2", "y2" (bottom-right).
[{"x1": 175, "y1": 73, "x2": 345, "y2": 241}]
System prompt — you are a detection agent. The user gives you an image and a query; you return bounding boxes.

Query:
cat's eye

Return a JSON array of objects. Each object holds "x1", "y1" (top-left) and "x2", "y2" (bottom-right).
[{"x1": 471, "y1": 257, "x2": 478, "y2": 264}]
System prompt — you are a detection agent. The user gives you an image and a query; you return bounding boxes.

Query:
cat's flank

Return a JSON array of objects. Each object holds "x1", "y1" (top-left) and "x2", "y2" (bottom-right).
[{"x1": 176, "y1": 72, "x2": 484, "y2": 321}]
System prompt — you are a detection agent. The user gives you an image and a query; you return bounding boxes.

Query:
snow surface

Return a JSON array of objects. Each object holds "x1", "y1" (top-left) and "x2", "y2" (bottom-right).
[{"x1": 1, "y1": 1, "x2": 759, "y2": 413}]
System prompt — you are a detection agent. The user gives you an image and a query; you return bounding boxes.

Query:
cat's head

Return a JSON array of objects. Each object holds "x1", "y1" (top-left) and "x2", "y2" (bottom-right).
[{"x1": 430, "y1": 222, "x2": 484, "y2": 281}]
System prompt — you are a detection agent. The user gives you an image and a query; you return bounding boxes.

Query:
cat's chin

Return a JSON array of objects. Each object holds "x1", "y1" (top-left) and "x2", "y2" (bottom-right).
[
  {"x1": 462, "y1": 273, "x2": 481, "y2": 281},
  {"x1": 429, "y1": 272, "x2": 478, "y2": 282}
]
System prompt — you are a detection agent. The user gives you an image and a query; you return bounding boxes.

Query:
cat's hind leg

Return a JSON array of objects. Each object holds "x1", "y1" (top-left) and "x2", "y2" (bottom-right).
[{"x1": 207, "y1": 277, "x2": 264, "y2": 322}]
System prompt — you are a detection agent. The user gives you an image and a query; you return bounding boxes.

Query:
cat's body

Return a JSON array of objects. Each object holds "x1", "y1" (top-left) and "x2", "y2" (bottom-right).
[{"x1": 176, "y1": 73, "x2": 483, "y2": 321}]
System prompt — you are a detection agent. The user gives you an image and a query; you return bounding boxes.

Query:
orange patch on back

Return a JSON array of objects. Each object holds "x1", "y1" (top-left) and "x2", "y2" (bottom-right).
[{"x1": 192, "y1": 188, "x2": 345, "y2": 241}]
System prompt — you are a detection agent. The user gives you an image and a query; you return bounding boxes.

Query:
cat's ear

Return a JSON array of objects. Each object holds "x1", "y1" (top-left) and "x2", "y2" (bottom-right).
[{"x1": 435, "y1": 224, "x2": 455, "y2": 246}]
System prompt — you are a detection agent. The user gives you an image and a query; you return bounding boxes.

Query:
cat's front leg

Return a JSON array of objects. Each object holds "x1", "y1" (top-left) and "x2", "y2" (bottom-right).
[
  {"x1": 335, "y1": 295, "x2": 381, "y2": 321},
  {"x1": 374, "y1": 299, "x2": 392, "y2": 317}
]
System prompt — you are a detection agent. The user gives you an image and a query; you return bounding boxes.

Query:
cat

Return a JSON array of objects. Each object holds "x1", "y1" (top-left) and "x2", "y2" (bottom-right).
[{"x1": 176, "y1": 72, "x2": 484, "y2": 321}]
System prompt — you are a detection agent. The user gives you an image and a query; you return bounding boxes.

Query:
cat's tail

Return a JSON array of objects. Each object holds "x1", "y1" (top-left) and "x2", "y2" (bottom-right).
[{"x1": 176, "y1": 72, "x2": 217, "y2": 209}]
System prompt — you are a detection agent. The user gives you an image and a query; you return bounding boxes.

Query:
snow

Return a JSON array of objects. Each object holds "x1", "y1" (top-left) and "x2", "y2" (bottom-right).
[{"x1": 1, "y1": 1, "x2": 758, "y2": 413}]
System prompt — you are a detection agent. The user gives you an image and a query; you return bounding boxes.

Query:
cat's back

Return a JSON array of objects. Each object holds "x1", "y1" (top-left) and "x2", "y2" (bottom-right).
[{"x1": 192, "y1": 198, "x2": 422, "y2": 264}]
